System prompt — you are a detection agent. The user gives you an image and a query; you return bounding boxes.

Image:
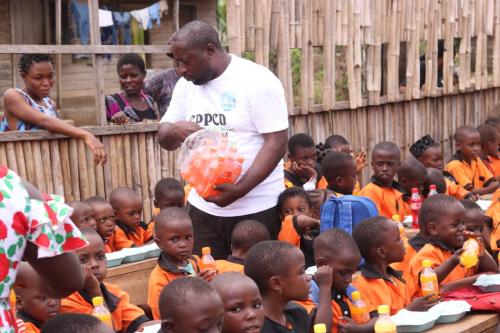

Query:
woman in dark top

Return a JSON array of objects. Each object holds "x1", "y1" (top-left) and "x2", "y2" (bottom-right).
[{"x1": 105, "y1": 53, "x2": 158, "y2": 124}]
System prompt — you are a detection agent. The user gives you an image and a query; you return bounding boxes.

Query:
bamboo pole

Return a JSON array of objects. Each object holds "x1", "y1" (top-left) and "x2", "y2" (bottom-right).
[
  {"x1": 77, "y1": 140, "x2": 90, "y2": 199},
  {"x1": 227, "y1": 0, "x2": 242, "y2": 55},
  {"x1": 254, "y1": 0, "x2": 265, "y2": 65},
  {"x1": 245, "y1": 0, "x2": 255, "y2": 51},
  {"x1": 69, "y1": 139, "x2": 80, "y2": 200},
  {"x1": 5, "y1": 143, "x2": 17, "y2": 175},
  {"x1": 58, "y1": 139, "x2": 72, "y2": 200},
  {"x1": 346, "y1": 0, "x2": 357, "y2": 108},
  {"x1": 387, "y1": 0, "x2": 399, "y2": 101},
  {"x1": 123, "y1": 134, "x2": 132, "y2": 188},
  {"x1": 85, "y1": 141, "x2": 97, "y2": 197},
  {"x1": 55, "y1": 0, "x2": 62, "y2": 109},
  {"x1": 14, "y1": 142, "x2": 27, "y2": 180},
  {"x1": 494, "y1": 0, "x2": 500, "y2": 87},
  {"x1": 41, "y1": 141, "x2": 54, "y2": 194},
  {"x1": 138, "y1": 133, "x2": 150, "y2": 223},
  {"x1": 31, "y1": 141, "x2": 45, "y2": 192},
  {"x1": 21, "y1": 142, "x2": 35, "y2": 187}
]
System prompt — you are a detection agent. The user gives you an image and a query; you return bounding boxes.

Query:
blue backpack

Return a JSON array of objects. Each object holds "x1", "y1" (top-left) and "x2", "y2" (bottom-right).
[{"x1": 320, "y1": 195, "x2": 378, "y2": 234}]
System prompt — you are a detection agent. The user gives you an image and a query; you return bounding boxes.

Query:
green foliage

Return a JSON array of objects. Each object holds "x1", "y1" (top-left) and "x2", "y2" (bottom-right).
[{"x1": 217, "y1": 0, "x2": 228, "y2": 47}]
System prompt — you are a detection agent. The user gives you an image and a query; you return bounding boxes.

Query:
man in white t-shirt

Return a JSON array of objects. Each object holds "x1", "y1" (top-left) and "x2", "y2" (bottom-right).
[{"x1": 158, "y1": 20, "x2": 289, "y2": 259}]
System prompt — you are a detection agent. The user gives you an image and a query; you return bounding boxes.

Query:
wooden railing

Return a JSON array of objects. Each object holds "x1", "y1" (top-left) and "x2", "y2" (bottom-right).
[{"x1": 0, "y1": 123, "x2": 178, "y2": 222}]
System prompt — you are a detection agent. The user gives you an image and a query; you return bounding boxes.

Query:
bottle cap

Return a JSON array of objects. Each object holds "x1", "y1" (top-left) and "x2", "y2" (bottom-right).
[
  {"x1": 422, "y1": 259, "x2": 432, "y2": 268},
  {"x1": 351, "y1": 290, "x2": 361, "y2": 301},
  {"x1": 411, "y1": 188, "x2": 419, "y2": 193},
  {"x1": 377, "y1": 304, "x2": 389, "y2": 315},
  {"x1": 202, "y1": 247, "x2": 211, "y2": 255},
  {"x1": 92, "y1": 296, "x2": 104, "y2": 306},
  {"x1": 430, "y1": 184, "x2": 436, "y2": 190},
  {"x1": 392, "y1": 214, "x2": 400, "y2": 222},
  {"x1": 313, "y1": 323, "x2": 327, "y2": 333}
]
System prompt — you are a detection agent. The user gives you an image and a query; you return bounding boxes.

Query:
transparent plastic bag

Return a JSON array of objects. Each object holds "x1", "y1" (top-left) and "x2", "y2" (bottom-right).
[{"x1": 177, "y1": 129, "x2": 244, "y2": 198}]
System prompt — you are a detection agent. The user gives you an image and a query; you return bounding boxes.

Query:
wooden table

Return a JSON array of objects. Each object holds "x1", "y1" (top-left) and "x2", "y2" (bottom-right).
[
  {"x1": 105, "y1": 258, "x2": 157, "y2": 305},
  {"x1": 427, "y1": 313, "x2": 499, "y2": 333}
]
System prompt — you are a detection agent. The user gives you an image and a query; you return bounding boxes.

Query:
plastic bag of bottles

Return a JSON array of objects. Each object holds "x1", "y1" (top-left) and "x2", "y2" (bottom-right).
[{"x1": 177, "y1": 129, "x2": 244, "y2": 198}]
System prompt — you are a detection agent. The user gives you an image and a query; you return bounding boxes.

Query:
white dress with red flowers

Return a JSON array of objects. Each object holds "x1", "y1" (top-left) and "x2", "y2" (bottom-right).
[{"x1": 0, "y1": 167, "x2": 88, "y2": 332}]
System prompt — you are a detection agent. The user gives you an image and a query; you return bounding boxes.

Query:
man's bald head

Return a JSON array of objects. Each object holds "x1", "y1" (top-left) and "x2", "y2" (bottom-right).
[{"x1": 168, "y1": 20, "x2": 222, "y2": 51}]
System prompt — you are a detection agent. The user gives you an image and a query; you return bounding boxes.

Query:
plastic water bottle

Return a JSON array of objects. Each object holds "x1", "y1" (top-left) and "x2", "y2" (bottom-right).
[
  {"x1": 428, "y1": 184, "x2": 438, "y2": 196},
  {"x1": 313, "y1": 323, "x2": 326, "y2": 333},
  {"x1": 92, "y1": 296, "x2": 113, "y2": 328},
  {"x1": 350, "y1": 290, "x2": 370, "y2": 324},
  {"x1": 419, "y1": 259, "x2": 439, "y2": 301},
  {"x1": 200, "y1": 247, "x2": 216, "y2": 271},
  {"x1": 374, "y1": 305, "x2": 396, "y2": 333},
  {"x1": 410, "y1": 188, "x2": 422, "y2": 229},
  {"x1": 392, "y1": 214, "x2": 406, "y2": 239},
  {"x1": 460, "y1": 238, "x2": 480, "y2": 268}
]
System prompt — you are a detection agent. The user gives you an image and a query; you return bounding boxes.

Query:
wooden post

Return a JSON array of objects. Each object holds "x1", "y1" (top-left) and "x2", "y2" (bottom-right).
[
  {"x1": 174, "y1": 0, "x2": 180, "y2": 31},
  {"x1": 88, "y1": 0, "x2": 107, "y2": 125},
  {"x1": 55, "y1": 0, "x2": 62, "y2": 109}
]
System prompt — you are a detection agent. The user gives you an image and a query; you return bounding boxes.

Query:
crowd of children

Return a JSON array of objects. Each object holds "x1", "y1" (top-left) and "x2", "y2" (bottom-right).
[{"x1": 10, "y1": 116, "x2": 500, "y2": 333}]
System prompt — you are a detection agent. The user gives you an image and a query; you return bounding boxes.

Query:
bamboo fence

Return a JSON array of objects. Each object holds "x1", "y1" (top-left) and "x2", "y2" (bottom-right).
[{"x1": 226, "y1": 0, "x2": 500, "y2": 109}]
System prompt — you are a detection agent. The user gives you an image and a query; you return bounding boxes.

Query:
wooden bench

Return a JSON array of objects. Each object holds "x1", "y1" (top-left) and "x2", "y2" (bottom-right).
[
  {"x1": 427, "y1": 313, "x2": 499, "y2": 333},
  {"x1": 105, "y1": 258, "x2": 157, "y2": 305}
]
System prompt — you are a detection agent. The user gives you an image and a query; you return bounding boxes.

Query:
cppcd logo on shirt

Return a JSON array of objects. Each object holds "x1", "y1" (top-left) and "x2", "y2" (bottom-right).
[{"x1": 221, "y1": 91, "x2": 237, "y2": 112}]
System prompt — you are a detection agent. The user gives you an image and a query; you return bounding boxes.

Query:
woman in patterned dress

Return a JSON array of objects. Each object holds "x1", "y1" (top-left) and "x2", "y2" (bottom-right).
[
  {"x1": 1, "y1": 54, "x2": 106, "y2": 165},
  {"x1": 0, "y1": 167, "x2": 89, "y2": 332},
  {"x1": 105, "y1": 54, "x2": 158, "y2": 125}
]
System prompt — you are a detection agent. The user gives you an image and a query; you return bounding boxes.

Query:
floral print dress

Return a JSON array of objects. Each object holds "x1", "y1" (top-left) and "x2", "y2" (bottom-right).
[{"x1": 0, "y1": 167, "x2": 88, "y2": 332}]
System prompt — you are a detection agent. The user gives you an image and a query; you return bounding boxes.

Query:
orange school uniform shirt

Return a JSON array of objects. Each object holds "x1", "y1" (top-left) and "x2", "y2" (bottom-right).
[
  {"x1": 115, "y1": 221, "x2": 153, "y2": 247},
  {"x1": 277, "y1": 215, "x2": 316, "y2": 268},
  {"x1": 358, "y1": 178, "x2": 406, "y2": 218},
  {"x1": 391, "y1": 233, "x2": 429, "y2": 298},
  {"x1": 445, "y1": 154, "x2": 495, "y2": 190},
  {"x1": 486, "y1": 191, "x2": 500, "y2": 251},
  {"x1": 409, "y1": 241, "x2": 476, "y2": 286},
  {"x1": 16, "y1": 311, "x2": 42, "y2": 333},
  {"x1": 104, "y1": 228, "x2": 134, "y2": 252},
  {"x1": 60, "y1": 282, "x2": 149, "y2": 333},
  {"x1": 353, "y1": 265, "x2": 413, "y2": 315},
  {"x1": 297, "y1": 287, "x2": 355, "y2": 333},
  {"x1": 147, "y1": 253, "x2": 200, "y2": 320},
  {"x1": 215, "y1": 256, "x2": 244, "y2": 274},
  {"x1": 444, "y1": 176, "x2": 470, "y2": 199}
]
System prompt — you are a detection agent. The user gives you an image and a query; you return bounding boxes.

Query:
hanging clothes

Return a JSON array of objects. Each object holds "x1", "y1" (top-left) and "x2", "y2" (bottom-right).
[
  {"x1": 71, "y1": 0, "x2": 90, "y2": 45},
  {"x1": 131, "y1": 7, "x2": 150, "y2": 30},
  {"x1": 113, "y1": 12, "x2": 132, "y2": 45},
  {"x1": 99, "y1": 9, "x2": 114, "y2": 27},
  {"x1": 149, "y1": 3, "x2": 161, "y2": 28}
]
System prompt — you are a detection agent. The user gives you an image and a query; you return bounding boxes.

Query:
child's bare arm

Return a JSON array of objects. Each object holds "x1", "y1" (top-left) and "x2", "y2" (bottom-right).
[
  {"x1": 406, "y1": 294, "x2": 440, "y2": 311},
  {"x1": 314, "y1": 266, "x2": 333, "y2": 333},
  {"x1": 472, "y1": 181, "x2": 499, "y2": 196},
  {"x1": 478, "y1": 248, "x2": 499, "y2": 273},
  {"x1": 434, "y1": 249, "x2": 464, "y2": 283},
  {"x1": 338, "y1": 317, "x2": 377, "y2": 333},
  {"x1": 440, "y1": 275, "x2": 480, "y2": 293}
]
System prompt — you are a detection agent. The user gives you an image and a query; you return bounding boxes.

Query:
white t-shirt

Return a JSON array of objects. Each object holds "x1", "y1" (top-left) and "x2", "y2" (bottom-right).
[{"x1": 162, "y1": 54, "x2": 289, "y2": 216}]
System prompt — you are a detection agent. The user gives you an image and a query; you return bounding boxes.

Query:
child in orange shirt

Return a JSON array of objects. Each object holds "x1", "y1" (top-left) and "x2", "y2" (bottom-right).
[
  {"x1": 60, "y1": 228, "x2": 150, "y2": 333},
  {"x1": 215, "y1": 219, "x2": 270, "y2": 274},
  {"x1": 148, "y1": 178, "x2": 186, "y2": 237},
  {"x1": 211, "y1": 272, "x2": 265, "y2": 333},
  {"x1": 244, "y1": 240, "x2": 333, "y2": 333},
  {"x1": 69, "y1": 201, "x2": 97, "y2": 231},
  {"x1": 352, "y1": 217, "x2": 437, "y2": 316},
  {"x1": 461, "y1": 199, "x2": 492, "y2": 254},
  {"x1": 109, "y1": 187, "x2": 152, "y2": 247},
  {"x1": 311, "y1": 228, "x2": 372, "y2": 333},
  {"x1": 85, "y1": 196, "x2": 132, "y2": 252},
  {"x1": 321, "y1": 151, "x2": 358, "y2": 196},
  {"x1": 409, "y1": 195, "x2": 498, "y2": 289},
  {"x1": 147, "y1": 207, "x2": 216, "y2": 320},
  {"x1": 277, "y1": 187, "x2": 320, "y2": 268},
  {"x1": 359, "y1": 141, "x2": 405, "y2": 218},
  {"x1": 285, "y1": 133, "x2": 326, "y2": 190},
  {"x1": 157, "y1": 277, "x2": 224, "y2": 333},
  {"x1": 397, "y1": 158, "x2": 428, "y2": 217},
  {"x1": 477, "y1": 124, "x2": 500, "y2": 179},
  {"x1": 445, "y1": 126, "x2": 498, "y2": 196},
  {"x1": 325, "y1": 134, "x2": 366, "y2": 192},
  {"x1": 410, "y1": 135, "x2": 474, "y2": 199},
  {"x1": 14, "y1": 263, "x2": 61, "y2": 333}
]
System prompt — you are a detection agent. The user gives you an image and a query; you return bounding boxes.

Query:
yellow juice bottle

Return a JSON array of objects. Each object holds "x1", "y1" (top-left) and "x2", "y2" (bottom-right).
[
  {"x1": 374, "y1": 305, "x2": 396, "y2": 333},
  {"x1": 419, "y1": 259, "x2": 439, "y2": 301},
  {"x1": 350, "y1": 291, "x2": 370, "y2": 324}
]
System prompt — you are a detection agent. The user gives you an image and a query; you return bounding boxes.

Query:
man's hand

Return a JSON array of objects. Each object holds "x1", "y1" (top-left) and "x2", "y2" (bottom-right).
[
  {"x1": 170, "y1": 121, "x2": 203, "y2": 141},
  {"x1": 158, "y1": 121, "x2": 203, "y2": 150},
  {"x1": 205, "y1": 183, "x2": 244, "y2": 207}
]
